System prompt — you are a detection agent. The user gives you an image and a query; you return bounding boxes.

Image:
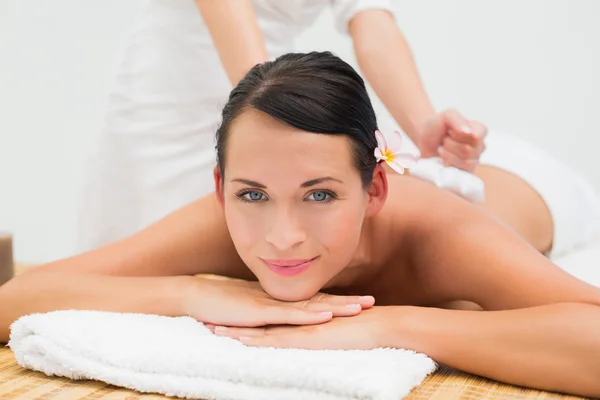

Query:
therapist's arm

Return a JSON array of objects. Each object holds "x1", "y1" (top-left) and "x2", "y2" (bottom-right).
[
  {"x1": 195, "y1": 0, "x2": 269, "y2": 85},
  {"x1": 349, "y1": 10, "x2": 436, "y2": 146}
]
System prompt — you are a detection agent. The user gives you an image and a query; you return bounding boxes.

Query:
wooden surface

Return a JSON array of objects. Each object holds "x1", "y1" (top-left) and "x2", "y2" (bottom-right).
[{"x1": 0, "y1": 264, "x2": 590, "y2": 400}]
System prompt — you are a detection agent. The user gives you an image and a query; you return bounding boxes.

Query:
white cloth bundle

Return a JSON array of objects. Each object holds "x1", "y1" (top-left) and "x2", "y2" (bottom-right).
[
  {"x1": 410, "y1": 157, "x2": 485, "y2": 203},
  {"x1": 9, "y1": 310, "x2": 437, "y2": 400}
]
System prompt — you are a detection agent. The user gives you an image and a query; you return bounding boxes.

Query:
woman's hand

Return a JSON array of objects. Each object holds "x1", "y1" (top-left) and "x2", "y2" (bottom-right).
[
  {"x1": 183, "y1": 277, "x2": 376, "y2": 327},
  {"x1": 418, "y1": 109, "x2": 487, "y2": 173},
  {"x1": 207, "y1": 306, "x2": 404, "y2": 350}
]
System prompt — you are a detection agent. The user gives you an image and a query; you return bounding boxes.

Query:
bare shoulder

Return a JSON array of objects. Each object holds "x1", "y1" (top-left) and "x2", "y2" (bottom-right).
[
  {"x1": 384, "y1": 175, "x2": 600, "y2": 311},
  {"x1": 377, "y1": 174, "x2": 477, "y2": 304},
  {"x1": 382, "y1": 173, "x2": 466, "y2": 232},
  {"x1": 30, "y1": 193, "x2": 254, "y2": 280}
]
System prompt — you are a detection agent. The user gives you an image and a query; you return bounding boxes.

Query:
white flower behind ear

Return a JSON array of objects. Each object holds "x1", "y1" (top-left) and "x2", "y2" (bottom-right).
[{"x1": 374, "y1": 130, "x2": 417, "y2": 174}]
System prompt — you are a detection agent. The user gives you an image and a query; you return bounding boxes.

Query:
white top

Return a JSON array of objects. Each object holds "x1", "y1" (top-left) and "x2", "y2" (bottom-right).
[
  {"x1": 111, "y1": 0, "x2": 398, "y2": 137},
  {"x1": 77, "y1": 0, "x2": 399, "y2": 250}
]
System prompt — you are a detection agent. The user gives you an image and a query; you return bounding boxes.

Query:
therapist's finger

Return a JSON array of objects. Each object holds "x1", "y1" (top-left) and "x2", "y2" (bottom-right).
[
  {"x1": 442, "y1": 135, "x2": 486, "y2": 161},
  {"x1": 468, "y1": 120, "x2": 488, "y2": 140},
  {"x1": 442, "y1": 109, "x2": 478, "y2": 146},
  {"x1": 439, "y1": 146, "x2": 479, "y2": 173}
]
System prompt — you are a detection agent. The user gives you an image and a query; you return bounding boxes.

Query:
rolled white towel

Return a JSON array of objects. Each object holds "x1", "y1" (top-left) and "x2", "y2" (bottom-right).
[
  {"x1": 409, "y1": 157, "x2": 485, "y2": 203},
  {"x1": 8, "y1": 310, "x2": 437, "y2": 400}
]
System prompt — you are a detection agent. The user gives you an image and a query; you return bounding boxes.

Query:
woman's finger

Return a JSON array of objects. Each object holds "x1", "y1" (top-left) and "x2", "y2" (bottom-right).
[
  {"x1": 238, "y1": 329, "x2": 315, "y2": 349},
  {"x1": 297, "y1": 301, "x2": 362, "y2": 317},
  {"x1": 294, "y1": 293, "x2": 375, "y2": 316},
  {"x1": 308, "y1": 293, "x2": 375, "y2": 308},
  {"x1": 204, "y1": 323, "x2": 216, "y2": 332},
  {"x1": 263, "y1": 306, "x2": 333, "y2": 326},
  {"x1": 213, "y1": 325, "x2": 266, "y2": 339}
]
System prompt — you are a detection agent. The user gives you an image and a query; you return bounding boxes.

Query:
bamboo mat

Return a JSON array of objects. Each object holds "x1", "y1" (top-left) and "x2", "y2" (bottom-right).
[{"x1": 0, "y1": 264, "x2": 589, "y2": 400}]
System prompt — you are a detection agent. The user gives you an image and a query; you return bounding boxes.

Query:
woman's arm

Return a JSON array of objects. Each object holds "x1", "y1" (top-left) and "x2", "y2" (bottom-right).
[
  {"x1": 26, "y1": 194, "x2": 246, "y2": 278},
  {"x1": 195, "y1": 0, "x2": 268, "y2": 85},
  {"x1": 0, "y1": 194, "x2": 249, "y2": 343},
  {"x1": 349, "y1": 10, "x2": 435, "y2": 145},
  {"x1": 394, "y1": 303, "x2": 600, "y2": 398},
  {"x1": 401, "y1": 181, "x2": 600, "y2": 397},
  {"x1": 0, "y1": 272, "x2": 191, "y2": 343}
]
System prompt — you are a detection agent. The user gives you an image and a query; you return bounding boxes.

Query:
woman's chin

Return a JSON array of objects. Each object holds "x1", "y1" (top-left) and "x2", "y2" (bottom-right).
[{"x1": 261, "y1": 281, "x2": 322, "y2": 302}]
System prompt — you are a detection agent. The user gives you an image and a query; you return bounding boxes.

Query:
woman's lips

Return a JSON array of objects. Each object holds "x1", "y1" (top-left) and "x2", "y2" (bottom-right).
[{"x1": 261, "y1": 258, "x2": 316, "y2": 277}]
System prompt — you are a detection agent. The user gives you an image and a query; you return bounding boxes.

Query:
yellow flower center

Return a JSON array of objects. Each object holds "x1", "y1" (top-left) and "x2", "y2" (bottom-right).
[{"x1": 381, "y1": 148, "x2": 395, "y2": 162}]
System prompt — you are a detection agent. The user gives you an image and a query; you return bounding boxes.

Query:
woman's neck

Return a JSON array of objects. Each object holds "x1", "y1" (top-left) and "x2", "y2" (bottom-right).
[{"x1": 322, "y1": 213, "x2": 393, "y2": 290}]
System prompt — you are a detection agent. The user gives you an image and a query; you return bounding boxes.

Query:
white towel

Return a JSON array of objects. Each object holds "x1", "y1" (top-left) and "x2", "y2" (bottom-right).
[
  {"x1": 8, "y1": 310, "x2": 437, "y2": 400},
  {"x1": 409, "y1": 157, "x2": 485, "y2": 203}
]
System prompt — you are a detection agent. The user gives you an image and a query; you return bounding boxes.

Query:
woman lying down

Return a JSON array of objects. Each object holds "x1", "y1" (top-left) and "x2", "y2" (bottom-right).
[{"x1": 2, "y1": 52, "x2": 600, "y2": 397}]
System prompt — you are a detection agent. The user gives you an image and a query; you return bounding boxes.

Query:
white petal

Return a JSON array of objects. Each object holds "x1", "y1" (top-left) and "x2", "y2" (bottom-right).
[
  {"x1": 374, "y1": 130, "x2": 387, "y2": 150},
  {"x1": 386, "y1": 160, "x2": 406, "y2": 174},
  {"x1": 393, "y1": 153, "x2": 418, "y2": 169},
  {"x1": 374, "y1": 147, "x2": 385, "y2": 161},
  {"x1": 386, "y1": 130, "x2": 404, "y2": 153}
]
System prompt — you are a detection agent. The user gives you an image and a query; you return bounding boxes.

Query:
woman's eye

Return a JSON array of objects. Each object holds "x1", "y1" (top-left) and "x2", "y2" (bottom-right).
[
  {"x1": 307, "y1": 191, "x2": 331, "y2": 202},
  {"x1": 243, "y1": 191, "x2": 265, "y2": 201}
]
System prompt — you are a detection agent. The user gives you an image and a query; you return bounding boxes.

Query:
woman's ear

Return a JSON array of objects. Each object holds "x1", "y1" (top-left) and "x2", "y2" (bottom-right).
[
  {"x1": 365, "y1": 163, "x2": 388, "y2": 217},
  {"x1": 213, "y1": 166, "x2": 225, "y2": 208}
]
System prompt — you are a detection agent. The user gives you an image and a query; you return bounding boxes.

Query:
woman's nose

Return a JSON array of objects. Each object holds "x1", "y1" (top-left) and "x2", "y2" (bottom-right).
[{"x1": 264, "y1": 208, "x2": 307, "y2": 251}]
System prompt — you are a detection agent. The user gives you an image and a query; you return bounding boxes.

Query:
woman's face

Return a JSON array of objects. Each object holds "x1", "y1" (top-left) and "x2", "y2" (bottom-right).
[{"x1": 215, "y1": 109, "x2": 386, "y2": 301}]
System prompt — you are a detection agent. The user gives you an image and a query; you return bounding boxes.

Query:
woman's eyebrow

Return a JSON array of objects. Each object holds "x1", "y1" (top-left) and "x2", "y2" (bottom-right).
[
  {"x1": 300, "y1": 177, "x2": 344, "y2": 187},
  {"x1": 231, "y1": 177, "x2": 344, "y2": 189},
  {"x1": 231, "y1": 179, "x2": 267, "y2": 188}
]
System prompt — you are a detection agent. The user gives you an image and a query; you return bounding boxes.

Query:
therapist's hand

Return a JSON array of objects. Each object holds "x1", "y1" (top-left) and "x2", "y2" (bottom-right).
[{"x1": 417, "y1": 109, "x2": 487, "y2": 173}]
